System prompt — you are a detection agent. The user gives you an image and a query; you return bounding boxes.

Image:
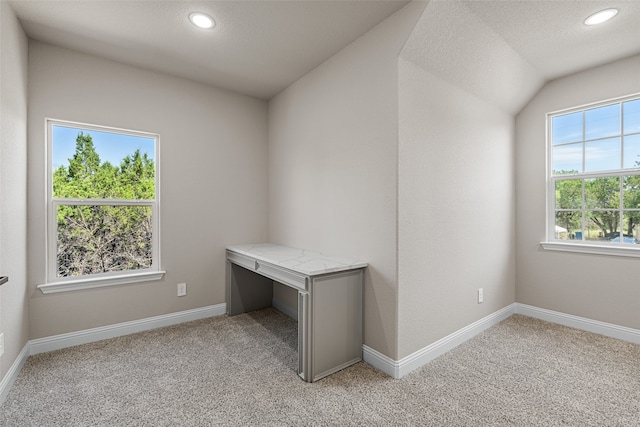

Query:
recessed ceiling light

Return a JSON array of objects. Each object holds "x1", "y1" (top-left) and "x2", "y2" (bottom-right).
[
  {"x1": 189, "y1": 12, "x2": 215, "y2": 30},
  {"x1": 584, "y1": 8, "x2": 618, "y2": 26}
]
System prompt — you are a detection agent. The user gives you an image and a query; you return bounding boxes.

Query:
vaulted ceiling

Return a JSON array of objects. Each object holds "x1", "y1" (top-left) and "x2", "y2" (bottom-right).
[{"x1": 8, "y1": 0, "x2": 640, "y2": 101}]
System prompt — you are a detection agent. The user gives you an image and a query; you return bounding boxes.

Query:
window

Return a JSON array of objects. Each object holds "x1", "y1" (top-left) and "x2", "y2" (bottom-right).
[
  {"x1": 545, "y1": 94, "x2": 640, "y2": 256},
  {"x1": 40, "y1": 120, "x2": 163, "y2": 293}
]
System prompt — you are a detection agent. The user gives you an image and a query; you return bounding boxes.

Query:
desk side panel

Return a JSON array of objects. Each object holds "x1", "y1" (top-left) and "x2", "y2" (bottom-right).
[{"x1": 311, "y1": 270, "x2": 363, "y2": 380}]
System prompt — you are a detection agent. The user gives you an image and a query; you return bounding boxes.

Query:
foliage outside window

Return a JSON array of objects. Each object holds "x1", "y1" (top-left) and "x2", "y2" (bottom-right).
[
  {"x1": 549, "y1": 95, "x2": 640, "y2": 247},
  {"x1": 47, "y1": 120, "x2": 160, "y2": 286}
]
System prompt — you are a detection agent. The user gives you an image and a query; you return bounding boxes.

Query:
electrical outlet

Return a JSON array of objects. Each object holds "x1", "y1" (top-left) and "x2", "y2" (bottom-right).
[
  {"x1": 177, "y1": 282, "x2": 187, "y2": 297},
  {"x1": 478, "y1": 288, "x2": 484, "y2": 304},
  {"x1": 0, "y1": 333, "x2": 4, "y2": 357}
]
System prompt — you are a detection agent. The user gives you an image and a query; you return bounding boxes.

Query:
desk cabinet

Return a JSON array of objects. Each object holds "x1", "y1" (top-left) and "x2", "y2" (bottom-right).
[{"x1": 226, "y1": 244, "x2": 366, "y2": 382}]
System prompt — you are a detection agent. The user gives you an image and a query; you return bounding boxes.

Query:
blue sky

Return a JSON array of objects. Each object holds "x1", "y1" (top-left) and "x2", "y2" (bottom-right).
[
  {"x1": 552, "y1": 99, "x2": 640, "y2": 173},
  {"x1": 52, "y1": 125, "x2": 155, "y2": 170}
]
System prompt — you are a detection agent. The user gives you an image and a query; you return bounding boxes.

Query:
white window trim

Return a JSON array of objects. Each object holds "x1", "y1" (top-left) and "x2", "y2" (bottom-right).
[
  {"x1": 540, "y1": 241, "x2": 640, "y2": 258},
  {"x1": 38, "y1": 270, "x2": 166, "y2": 294},
  {"x1": 40, "y1": 119, "x2": 163, "y2": 293},
  {"x1": 542, "y1": 92, "x2": 640, "y2": 257}
]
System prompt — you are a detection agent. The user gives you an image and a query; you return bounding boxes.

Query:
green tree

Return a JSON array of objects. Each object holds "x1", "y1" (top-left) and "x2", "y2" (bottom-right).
[
  {"x1": 555, "y1": 177, "x2": 581, "y2": 234},
  {"x1": 54, "y1": 132, "x2": 155, "y2": 277},
  {"x1": 622, "y1": 159, "x2": 640, "y2": 237},
  {"x1": 584, "y1": 177, "x2": 619, "y2": 237}
]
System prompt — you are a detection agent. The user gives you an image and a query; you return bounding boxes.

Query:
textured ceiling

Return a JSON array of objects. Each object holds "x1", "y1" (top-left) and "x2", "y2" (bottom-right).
[
  {"x1": 7, "y1": 0, "x2": 640, "y2": 101},
  {"x1": 401, "y1": 0, "x2": 546, "y2": 114},
  {"x1": 9, "y1": 0, "x2": 410, "y2": 99},
  {"x1": 465, "y1": 0, "x2": 640, "y2": 81}
]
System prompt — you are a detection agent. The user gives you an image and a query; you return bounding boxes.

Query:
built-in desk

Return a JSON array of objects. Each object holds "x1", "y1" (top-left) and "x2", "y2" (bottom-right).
[{"x1": 226, "y1": 243, "x2": 366, "y2": 382}]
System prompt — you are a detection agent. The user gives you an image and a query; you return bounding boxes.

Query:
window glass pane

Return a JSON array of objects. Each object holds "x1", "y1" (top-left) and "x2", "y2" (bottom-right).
[
  {"x1": 552, "y1": 112, "x2": 582, "y2": 144},
  {"x1": 548, "y1": 98, "x2": 640, "y2": 247},
  {"x1": 555, "y1": 179, "x2": 582, "y2": 209},
  {"x1": 622, "y1": 212, "x2": 640, "y2": 244},
  {"x1": 584, "y1": 137, "x2": 621, "y2": 172},
  {"x1": 623, "y1": 175, "x2": 640, "y2": 209},
  {"x1": 552, "y1": 143, "x2": 582, "y2": 174},
  {"x1": 52, "y1": 125, "x2": 155, "y2": 200},
  {"x1": 623, "y1": 134, "x2": 640, "y2": 169},
  {"x1": 56, "y1": 205, "x2": 152, "y2": 278},
  {"x1": 623, "y1": 99, "x2": 640, "y2": 135},
  {"x1": 585, "y1": 104, "x2": 620, "y2": 140},
  {"x1": 584, "y1": 176, "x2": 619, "y2": 209},
  {"x1": 554, "y1": 211, "x2": 581, "y2": 240},
  {"x1": 585, "y1": 210, "x2": 619, "y2": 241}
]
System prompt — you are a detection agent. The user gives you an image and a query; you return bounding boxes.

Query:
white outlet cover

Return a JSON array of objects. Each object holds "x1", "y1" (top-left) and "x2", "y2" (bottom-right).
[{"x1": 177, "y1": 283, "x2": 187, "y2": 296}]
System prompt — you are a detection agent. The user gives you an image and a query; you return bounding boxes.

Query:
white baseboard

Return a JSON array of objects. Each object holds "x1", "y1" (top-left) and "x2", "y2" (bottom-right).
[
  {"x1": 3, "y1": 302, "x2": 638, "y2": 404},
  {"x1": 364, "y1": 302, "x2": 640, "y2": 379},
  {"x1": 362, "y1": 345, "x2": 401, "y2": 378},
  {"x1": 364, "y1": 304, "x2": 516, "y2": 379},
  {"x1": 515, "y1": 303, "x2": 640, "y2": 344},
  {"x1": 30, "y1": 303, "x2": 226, "y2": 355},
  {"x1": 0, "y1": 342, "x2": 30, "y2": 406},
  {"x1": 1, "y1": 304, "x2": 226, "y2": 405}
]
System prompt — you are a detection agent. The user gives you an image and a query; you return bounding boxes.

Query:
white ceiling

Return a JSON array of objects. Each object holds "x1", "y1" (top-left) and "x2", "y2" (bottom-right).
[
  {"x1": 7, "y1": 0, "x2": 640, "y2": 101},
  {"x1": 8, "y1": 0, "x2": 410, "y2": 100},
  {"x1": 465, "y1": 0, "x2": 640, "y2": 81}
]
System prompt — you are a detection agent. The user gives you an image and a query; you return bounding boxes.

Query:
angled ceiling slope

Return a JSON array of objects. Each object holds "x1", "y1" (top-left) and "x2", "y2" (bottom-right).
[
  {"x1": 466, "y1": 0, "x2": 640, "y2": 83},
  {"x1": 401, "y1": 1, "x2": 544, "y2": 115},
  {"x1": 8, "y1": 1, "x2": 640, "y2": 105},
  {"x1": 402, "y1": 0, "x2": 640, "y2": 114},
  {"x1": 9, "y1": 0, "x2": 410, "y2": 100}
]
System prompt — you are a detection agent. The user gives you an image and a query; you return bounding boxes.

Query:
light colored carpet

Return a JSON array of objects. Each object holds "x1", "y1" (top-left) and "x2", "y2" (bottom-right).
[{"x1": 0, "y1": 309, "x2": 639, "y2": 426}]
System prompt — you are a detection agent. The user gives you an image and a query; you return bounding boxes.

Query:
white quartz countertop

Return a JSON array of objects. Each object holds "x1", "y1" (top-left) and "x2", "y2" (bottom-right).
[{"x1": 227, "y1": 243, "x2": 367, "y2": 276}]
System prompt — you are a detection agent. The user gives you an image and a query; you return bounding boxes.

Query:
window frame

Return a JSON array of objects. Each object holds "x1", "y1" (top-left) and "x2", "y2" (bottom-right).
[
  {"x1": 542, "y1": 93, "x2": 640, "y2": 258},
  {"x1": 39, "y1": 119, "x2": 164, "y2": 294}
]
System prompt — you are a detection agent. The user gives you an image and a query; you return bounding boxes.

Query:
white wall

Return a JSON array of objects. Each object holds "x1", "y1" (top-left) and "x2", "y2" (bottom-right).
[
  {"x1": 516, "y1": 54, "x2": 640, "y2": 329},
  {"x1": 27, "y1": 42, "x2": 268, "y2": 339},
  {"x1": 0, "y1": 1, "x2": 29, "y2": 382},
  {"x1": 268, "y1": 2, "x2": 425, "y2": 359}
]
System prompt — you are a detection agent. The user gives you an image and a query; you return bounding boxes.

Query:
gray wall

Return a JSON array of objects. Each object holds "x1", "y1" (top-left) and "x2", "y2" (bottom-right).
[
  {"x1": 267, "y1": 2, "x2": 425, "y2": 359},
  {"x1": 0, "y1": 2, "x2": 29, "y2": 381},
  {"x1": 516, "y1": 54, "x2": 640, "y2": 330},
  {"x1": 394, "y1": 0, "x2": 536, "y2": 358},
  {"x1": 27, "y1": 42, "x2": 268, "y2": 339},
  {"x1": 397, "y1": 59, "x2": 516, "y2": 358}
]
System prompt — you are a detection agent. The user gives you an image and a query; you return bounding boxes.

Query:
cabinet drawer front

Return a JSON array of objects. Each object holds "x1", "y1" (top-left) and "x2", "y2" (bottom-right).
[
  {"x1": 227, "y1": 250, "x2": 308, "y2": 291},
  {"x1": 226, "y1": 251, "x2": 255, "y2": 271},
  {"x1": 255, "y1": 261, "x2": 308, "y2": 291}
]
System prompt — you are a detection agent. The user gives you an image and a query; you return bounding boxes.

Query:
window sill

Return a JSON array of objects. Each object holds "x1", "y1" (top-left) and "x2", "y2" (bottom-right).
[
  {"x1": 38, "y1": 270, "x2": 166, "y2": 294},
  {"x1": 540, "y1": 241, "x2": 640, "y2": 258}
]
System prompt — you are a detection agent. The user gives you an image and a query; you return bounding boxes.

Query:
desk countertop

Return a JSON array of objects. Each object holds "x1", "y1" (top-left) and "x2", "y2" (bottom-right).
[{"x1": 227, "y1": 243, "x2": 367, "y2": 276}]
